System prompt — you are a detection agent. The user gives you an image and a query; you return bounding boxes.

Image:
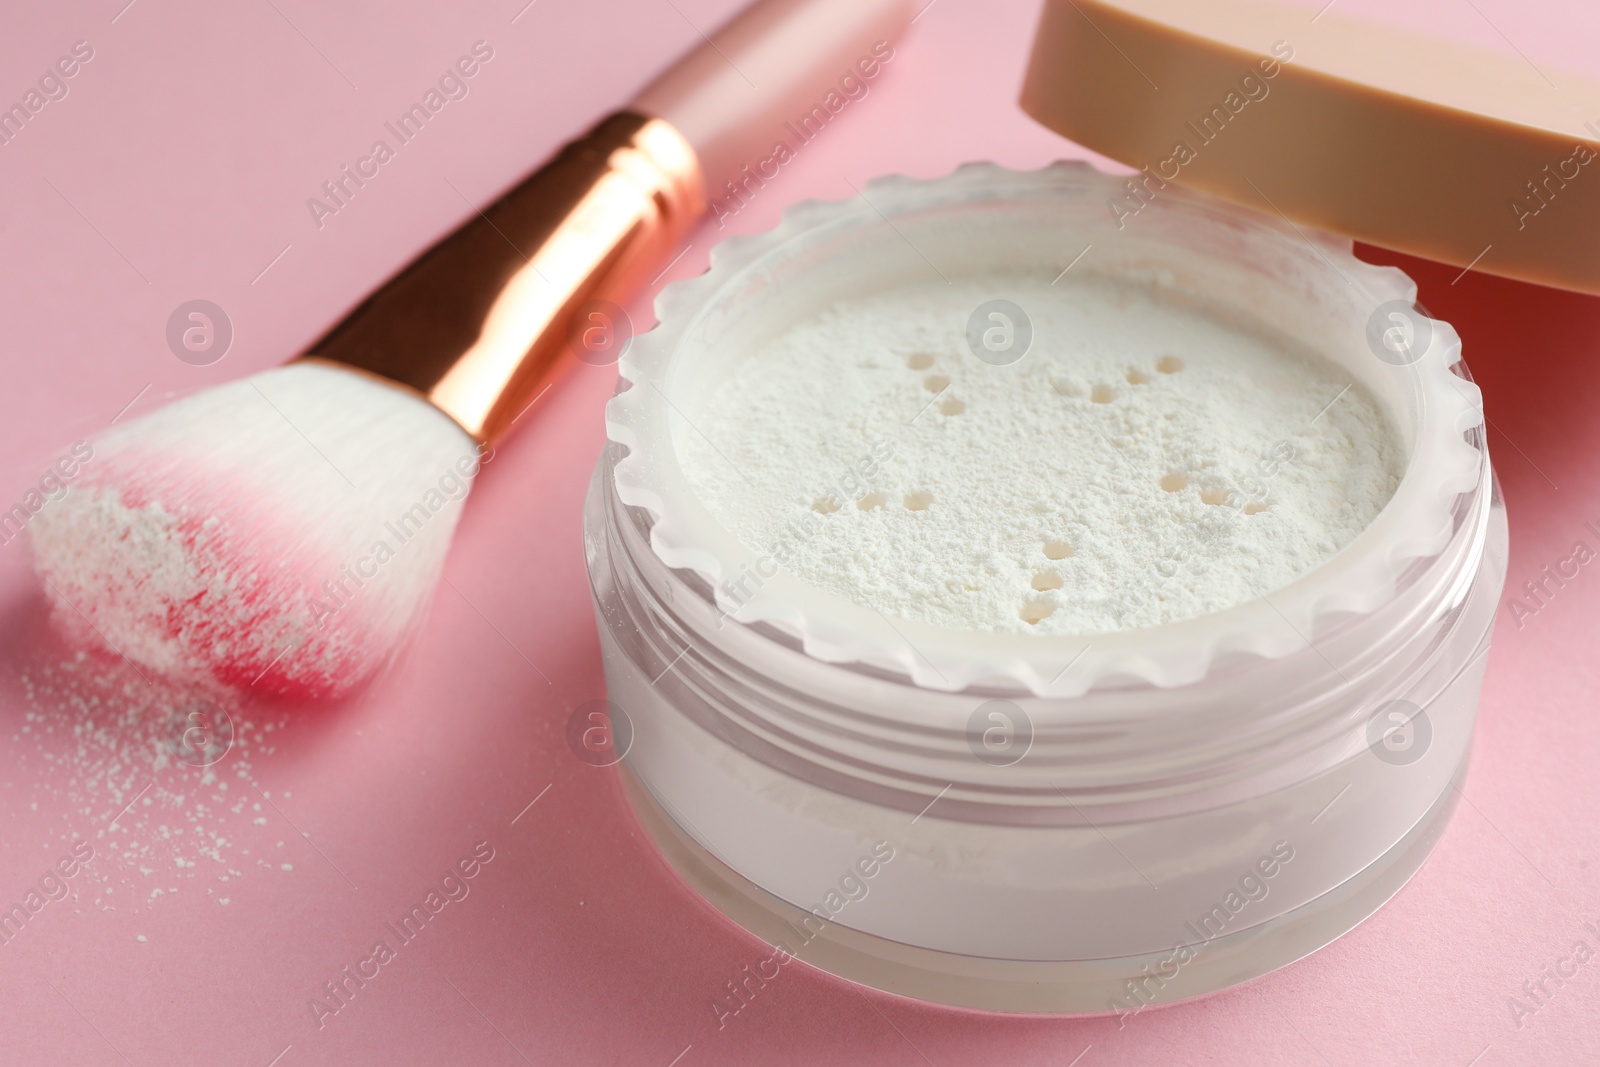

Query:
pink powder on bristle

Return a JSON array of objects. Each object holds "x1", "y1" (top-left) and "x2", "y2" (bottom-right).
[
  {"x1": 36, "y1": 447, "x2": 433, "y2": 700},
  {"x1": 28, "y1": 360, "x2": 475, "y2": 701}
]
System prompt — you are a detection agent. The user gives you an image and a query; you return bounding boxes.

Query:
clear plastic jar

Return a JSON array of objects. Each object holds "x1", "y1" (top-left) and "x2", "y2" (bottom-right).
[{"x1": 584, "y1": 164, "x2": 1508, "y2": 1013}]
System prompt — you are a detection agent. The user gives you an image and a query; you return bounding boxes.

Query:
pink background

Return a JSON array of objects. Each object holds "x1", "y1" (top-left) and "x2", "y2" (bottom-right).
[{"x1": 2, "y1": 0, "x2": 1598, "y2": 1063}]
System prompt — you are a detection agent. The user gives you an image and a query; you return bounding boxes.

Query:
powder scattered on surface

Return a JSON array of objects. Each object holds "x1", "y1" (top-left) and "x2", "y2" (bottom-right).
[
  {"x1": 6, "y1": 646, "x2": 299, "y2": 916},
  {"x1": 679, "y1": 275, "x2": 1403, "y2": 634}
]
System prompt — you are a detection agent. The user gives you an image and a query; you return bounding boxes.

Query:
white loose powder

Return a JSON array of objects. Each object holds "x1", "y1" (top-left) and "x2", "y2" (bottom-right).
[
  {"x1": 679, "y1": 275, "x2": 1403, "y2": 634},
  {"x1": 7, "y1": 648, "x2": 297, "y2": 917}
]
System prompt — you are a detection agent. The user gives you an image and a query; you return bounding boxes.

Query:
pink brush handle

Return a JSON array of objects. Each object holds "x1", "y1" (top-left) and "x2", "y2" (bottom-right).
[{"x1": 634, "y1": 0, "x2": 919, "y2": 195}]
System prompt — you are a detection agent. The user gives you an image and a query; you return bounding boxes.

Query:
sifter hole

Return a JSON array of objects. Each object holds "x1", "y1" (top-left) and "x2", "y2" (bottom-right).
[
  {"x1": 1020, "y1": 600, "x2": 1055, "y2": 625},
  {"x1": 1043, "y1": 540, "x2": 1074, "y2": 560}
]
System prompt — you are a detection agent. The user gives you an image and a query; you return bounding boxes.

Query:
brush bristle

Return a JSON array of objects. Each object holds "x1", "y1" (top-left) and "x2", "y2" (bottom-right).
[{"x1": 30, "y1": 361, "x2": 485, "y2": 699}]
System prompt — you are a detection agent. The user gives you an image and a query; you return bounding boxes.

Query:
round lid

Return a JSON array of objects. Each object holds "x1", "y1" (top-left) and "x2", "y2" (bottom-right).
[{"x1": 1020, "y1": 0, "x2": 1600, "y2": 294}]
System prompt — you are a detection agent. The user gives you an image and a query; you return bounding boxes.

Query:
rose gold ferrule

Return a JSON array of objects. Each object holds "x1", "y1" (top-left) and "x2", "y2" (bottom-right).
[{"x1": 299, "y1": 111, "x2": 706, "y2": 443}]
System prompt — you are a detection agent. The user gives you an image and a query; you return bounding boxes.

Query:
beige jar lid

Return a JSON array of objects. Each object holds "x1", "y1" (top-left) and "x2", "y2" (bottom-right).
[{"x1": 1020, "y1": 0, "x2": 1600, "y2": 294}]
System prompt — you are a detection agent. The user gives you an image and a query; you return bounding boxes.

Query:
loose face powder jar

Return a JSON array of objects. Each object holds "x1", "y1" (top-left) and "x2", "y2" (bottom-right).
[{"x1": 585, "y1": 162, "x2": 1507, "y2": 1012}]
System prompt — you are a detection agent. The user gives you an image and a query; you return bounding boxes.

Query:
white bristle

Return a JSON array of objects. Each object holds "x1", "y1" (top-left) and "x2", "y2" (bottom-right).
[{"x1": 30, "y1": 361, "x2": 485, "y2": 699}]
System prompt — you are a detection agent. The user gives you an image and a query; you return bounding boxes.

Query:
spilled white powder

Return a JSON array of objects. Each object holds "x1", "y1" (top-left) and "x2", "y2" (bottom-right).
[
  {"x1": 679, "y1": 275, "x2": 1403, "y2": 634},
  {"x1": 7, "y1": 648, "x2": 299, "y2": 916}
]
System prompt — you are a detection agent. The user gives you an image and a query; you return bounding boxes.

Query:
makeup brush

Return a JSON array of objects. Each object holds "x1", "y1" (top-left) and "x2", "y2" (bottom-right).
[{"x1": 30, "y1": 0, "x2": 916, "y2": 700}]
